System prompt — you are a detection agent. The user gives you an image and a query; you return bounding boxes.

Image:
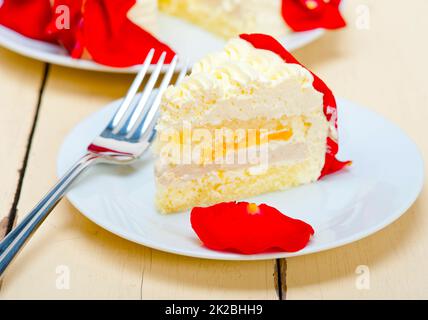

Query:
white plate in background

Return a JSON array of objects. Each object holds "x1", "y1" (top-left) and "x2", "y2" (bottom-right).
[{"x1": 0, "y1": 14, "x2": 324, "y2": 73}]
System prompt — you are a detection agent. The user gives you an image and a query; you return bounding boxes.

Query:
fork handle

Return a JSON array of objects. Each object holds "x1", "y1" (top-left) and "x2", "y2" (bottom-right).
[{"x1": 0, "y1": 153, "x2": 99, "y2": 278}]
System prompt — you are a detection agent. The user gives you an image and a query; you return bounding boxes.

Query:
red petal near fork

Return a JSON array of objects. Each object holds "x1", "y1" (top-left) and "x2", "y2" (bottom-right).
[
  {"x1": 87, "y1": 144, "x2": 133, "y2": 156},
  {"x1": 0, "y1": 0, "x2": 54, "y2": 41},
  {"x1": 191, "y1": 202, "x2": 314, "y2": 254},
  {"x1": 281, "y1": 0, "x2": 346, "y2": 32},
  {"x1": 240, "y1": 33, "x2": 351, "y2": 179},
  {"x1": 82, "y1": 0, "x2": 175, "y2": 67}
]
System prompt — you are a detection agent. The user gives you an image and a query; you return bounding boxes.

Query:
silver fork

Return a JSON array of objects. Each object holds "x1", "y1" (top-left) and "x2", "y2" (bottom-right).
[{"x1": 0, "y1": 49, "x2": 188, "y2": 278}]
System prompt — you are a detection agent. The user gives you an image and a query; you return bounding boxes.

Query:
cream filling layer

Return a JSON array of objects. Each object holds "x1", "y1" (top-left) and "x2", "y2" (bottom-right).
[
  {"x1": 155, "y1": 141, "x2": 310, "y2": 185},
  {"x1": 156, "y1": 110, "x2": 329, "y2": 185},
  {"x1": 160, "y1": 78, "x2": 322, "y2": 128},
  {"x1": 200, "y1": 80, "x2": 322, "y2": 125}
]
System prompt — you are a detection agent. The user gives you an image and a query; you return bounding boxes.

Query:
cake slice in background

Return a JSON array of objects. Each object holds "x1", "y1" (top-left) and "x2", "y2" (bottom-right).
[
  {"x1": 159, "y1": 0, "x2": 289, "y2": 39},
  {"x1": 158, "y1": 0, "x2": 346, "y2": 39},
  {"x1": 128, "y1": 0, "x2": 159, "y2": 35},
  {"x1": 154, "y1": 33, "x2": 349, "y2": 213}
]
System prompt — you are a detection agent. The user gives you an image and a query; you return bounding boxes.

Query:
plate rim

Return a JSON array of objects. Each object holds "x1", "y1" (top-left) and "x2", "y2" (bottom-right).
[
  {"x1": 57, "y1": 98, "x2": 425, "y2": 261},
  {"x1": 0, "y1": 23, "x2": 325, "y2": 74}
]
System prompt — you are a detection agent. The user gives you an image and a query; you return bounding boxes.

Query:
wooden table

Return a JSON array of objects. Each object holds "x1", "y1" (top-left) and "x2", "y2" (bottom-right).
[{"x1": 1, "y1": 0, "x2": 427, "y2": 299}]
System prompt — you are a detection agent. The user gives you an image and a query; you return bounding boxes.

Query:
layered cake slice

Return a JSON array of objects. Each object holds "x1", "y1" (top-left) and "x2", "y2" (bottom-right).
[
  {"x1": 159, "y1": 0, "x2": 345, "y2": 39},
  {"x1": 159, "y1": 0, "x2": 289, "y2": 38},
  {"x1": 154, "y1": 34, "x2": 349, "y2": 213}
]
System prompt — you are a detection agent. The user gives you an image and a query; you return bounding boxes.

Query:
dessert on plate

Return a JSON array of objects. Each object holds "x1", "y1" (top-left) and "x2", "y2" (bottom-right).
[
  {"x1": 159, "y1": 0, "x2": 289, "y2": 38},
  {"x1": 134, "y1": 0, "x2": 346, "y2": 38},
  {"x1": 128, "y1": 0, "x2": 347, "y2": 39},
  {"x1": 0, "y1": 0, "x2": 345, "y2": 67},
  {"x1": 154, "y1": 33, "x2": 350, "y2": 213}
]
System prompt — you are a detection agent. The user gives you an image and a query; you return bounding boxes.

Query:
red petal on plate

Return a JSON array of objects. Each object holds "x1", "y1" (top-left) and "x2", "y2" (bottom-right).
[
  {"x1": 281, "y1": 0, "x2": 346, "y2": 32},
  {"x1": 82, "y1": 0, "x2": 175, "y2": 67},
  {"x1": 320, "y1": 138, "x2": 352, "y2": 179},
  {"x1": 0, "y1": 0, "x2": 53, "y2": 41},
  {"x1": 191, "y1": 202, "x2": 314, "y2": 254},
  {"x1": 46, "y1": 0, "x2": 85, "y2": 57},
  {"x1": 239, "y1": 33, "x2": 351, "y2": 178}
]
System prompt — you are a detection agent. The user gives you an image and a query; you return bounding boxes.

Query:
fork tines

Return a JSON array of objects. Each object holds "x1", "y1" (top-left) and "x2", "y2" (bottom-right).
[{"x1": 108, "y1": 50, "x2": 188, "y2": 142}]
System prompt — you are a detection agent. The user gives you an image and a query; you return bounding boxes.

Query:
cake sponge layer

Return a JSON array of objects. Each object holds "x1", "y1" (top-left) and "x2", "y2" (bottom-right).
[{"x1": 156, "y1": 156, "x2": 324, "y2": 213}]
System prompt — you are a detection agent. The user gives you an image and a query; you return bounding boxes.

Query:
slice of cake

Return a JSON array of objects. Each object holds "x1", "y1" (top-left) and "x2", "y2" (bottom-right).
[
  {"x1": 154, "y1": 33, "x2": 349, "y2": 213},
  {"x1": 128, "y1": 0, "x2": 346, "y2": 39},
  {"x1": 159, "y1": 0, "x2": 289, "y2": 39},
  {"x1": 128, "y1": 0, "x2": 159, "y2": 35}
]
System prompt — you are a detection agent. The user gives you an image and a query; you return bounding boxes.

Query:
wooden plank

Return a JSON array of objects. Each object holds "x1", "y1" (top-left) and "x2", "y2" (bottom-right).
[
  {"x1": 284, "y1": 0, "x2": 428, "y2": 299},
  {"x1": 140, "y1": 251, "x2": 276, "y2": 299},
  {"x1": 0, "y1": 48, "x2": 45, "y2": 239},
  {"x1": 0, "y1": 65, "x2": 277, "y2": 299}
]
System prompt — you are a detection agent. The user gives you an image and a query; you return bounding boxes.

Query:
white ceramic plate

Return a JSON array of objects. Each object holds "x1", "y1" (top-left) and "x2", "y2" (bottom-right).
[
  {"x1": 57, "y1": 98, "x2": 424, "y2": 260},
  {"x1": 0, "y1": 14, "x2": 324, "y2": 73}
]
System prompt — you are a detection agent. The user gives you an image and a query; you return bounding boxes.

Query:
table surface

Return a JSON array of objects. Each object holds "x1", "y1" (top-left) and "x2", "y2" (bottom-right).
[{"x1": 1, "y1": 0, "x2": 427, "y2": 299}]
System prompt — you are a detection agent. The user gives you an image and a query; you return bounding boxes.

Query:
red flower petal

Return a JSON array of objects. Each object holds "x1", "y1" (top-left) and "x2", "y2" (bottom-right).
[
  {"x1": 319, "y1": 138, "x2": 352, "y2": 178},
  {"x1": 82, "y1": 0, "x2": 175, "y2": 67},
  {"x1": 239, "y1": 33, "x2": 351, "y2": 178},
  {"x1": 45, "y1": 0, "x2": 175, "y2": 67},
  {"x1": 191, "y1": 202, "x2": 314, "y2": 254},
  {"x1": 46, "y1": 1, "x2": 84, "y2": 56},
  {"x1": 0, "y1": 0, "x2": 53, "y2": 41},
  {"x1": 282, "y1": 0, "x2": 346, "y2": 32}
]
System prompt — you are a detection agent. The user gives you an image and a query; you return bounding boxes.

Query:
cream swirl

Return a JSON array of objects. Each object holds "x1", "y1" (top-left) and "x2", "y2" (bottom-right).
[
  {"x1": 168, "y1": 38, "x2": 314, "y2": 103},
  {"x1": 158, "y1": 38, "x2": 321, "y2": 129}
]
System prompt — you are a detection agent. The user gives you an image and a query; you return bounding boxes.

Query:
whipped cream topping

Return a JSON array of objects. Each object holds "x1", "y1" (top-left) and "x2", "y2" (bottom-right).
[
  {"x1": 160, "y1": 38, "x2": 321, "y2": 127},
  {"x1": 169, "y1": 38, "x2": 314, "y2": 99}
]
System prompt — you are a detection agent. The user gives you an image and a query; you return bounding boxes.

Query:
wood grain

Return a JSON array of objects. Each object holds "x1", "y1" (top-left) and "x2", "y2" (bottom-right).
[
  {"x1": 285, "y1": 0, "x2": 428, "y2": 299},
  {"x1": 0, "y1": 66, "x2": 277, "y2": 299},
  {"x1": 0, "y1": 48, "x2": 44, "y2": 239}
]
